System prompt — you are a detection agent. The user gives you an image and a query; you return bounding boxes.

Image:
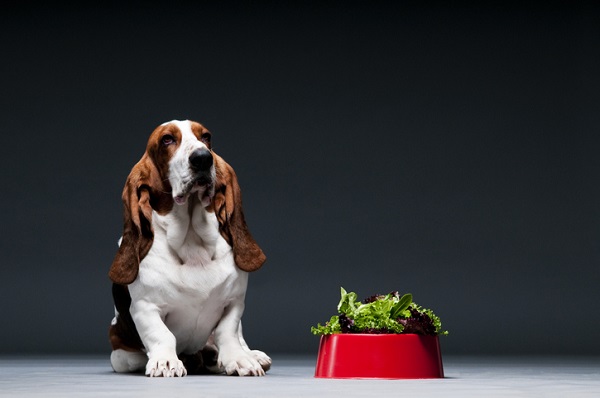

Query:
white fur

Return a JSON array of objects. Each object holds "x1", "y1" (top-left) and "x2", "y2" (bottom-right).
[
  {"x1": 168, "y1": 120, "x2": 216, "y2": 206},
  {"x1": 111, "y1": 120, "x2": 270, "y2": 377}
]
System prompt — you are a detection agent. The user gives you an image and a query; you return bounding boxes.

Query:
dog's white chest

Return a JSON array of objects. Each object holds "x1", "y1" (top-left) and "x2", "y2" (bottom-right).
[
  {"x1": 128, "y1": 199, "x2": 247, "y2": 354},
  {"x1": 152, "y1": 199, "x2": 225, "y2": 264}
]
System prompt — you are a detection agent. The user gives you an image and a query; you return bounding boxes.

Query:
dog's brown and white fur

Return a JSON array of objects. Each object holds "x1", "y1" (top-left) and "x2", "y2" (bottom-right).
[{"x1": 108, "y1": 120, "x2": 270, "y2": 377}]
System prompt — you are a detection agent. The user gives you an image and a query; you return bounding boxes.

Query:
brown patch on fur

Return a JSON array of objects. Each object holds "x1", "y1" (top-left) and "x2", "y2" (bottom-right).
[
  {"x1": 211, "y1": 153, "x2": 266, "y2": 272},
  {"x1": 109, "y1": 284, "x2": 145, "y2": 352},
  {"x1": 190, "y1": 121, "x2": 212, "y2": 149},
  {"x1": 108, "y1": 123, "x2": 182, "y2": 285}
]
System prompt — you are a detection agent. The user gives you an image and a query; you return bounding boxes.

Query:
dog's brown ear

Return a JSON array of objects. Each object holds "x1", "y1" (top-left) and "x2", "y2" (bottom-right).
[
  {"x1": 109, "y1": 154, "x2": 168, "y2": 284},
  {"x1": 212, "y1": 153, "x2": 266, "y2": 272}
]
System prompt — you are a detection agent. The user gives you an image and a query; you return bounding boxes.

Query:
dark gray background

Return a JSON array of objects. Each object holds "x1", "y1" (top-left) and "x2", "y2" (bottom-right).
[{"x1": 1, "y1": 1, "x2": 599, "y2": 357}]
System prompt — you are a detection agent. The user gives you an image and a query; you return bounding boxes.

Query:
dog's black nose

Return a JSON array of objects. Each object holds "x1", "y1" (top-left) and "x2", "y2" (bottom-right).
[{"x1": 189, "y1": 148, "x2": 213, "y2": 171}]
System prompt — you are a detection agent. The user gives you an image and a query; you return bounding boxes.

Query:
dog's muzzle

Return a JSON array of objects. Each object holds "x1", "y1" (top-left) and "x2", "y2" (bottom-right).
[{"x1": 174, "y1": 148, "x2": 215, "y2": 206}]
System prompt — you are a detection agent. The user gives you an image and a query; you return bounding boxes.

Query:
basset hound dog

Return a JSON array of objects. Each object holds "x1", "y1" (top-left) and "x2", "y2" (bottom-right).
[{"x1": 108, "y1": 120, "x2": 270, "y2": 377}]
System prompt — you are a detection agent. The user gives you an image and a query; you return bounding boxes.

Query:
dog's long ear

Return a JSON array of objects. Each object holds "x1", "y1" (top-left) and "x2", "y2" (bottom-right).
[
  {"x1": 212, "y1": 153, "x2": 266, "y2": 272},
  {"x1": 109, "y1": 154, "x2": 169, "y2": 284}
]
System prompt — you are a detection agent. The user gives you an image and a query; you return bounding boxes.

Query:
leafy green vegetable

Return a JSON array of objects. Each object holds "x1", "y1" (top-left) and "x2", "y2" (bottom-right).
[
  {"x1": 311, "y1": 287, "x2": 448, "y2": 336},
  {"x1": 390, "y1": 293, "x2": 412, "y2": 319}
]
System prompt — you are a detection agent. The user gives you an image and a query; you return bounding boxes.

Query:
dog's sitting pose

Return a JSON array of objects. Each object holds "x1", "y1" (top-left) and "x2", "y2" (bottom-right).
[{"x1": 108, "y1": 120, "x2": 270, "y2": 377}]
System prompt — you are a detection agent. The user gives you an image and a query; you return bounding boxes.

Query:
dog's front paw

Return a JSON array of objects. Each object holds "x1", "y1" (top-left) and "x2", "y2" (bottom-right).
[
  {"x1": 248, "y1": 350, "x2": 272, "y2": 372},
  {"x1": 219, "y1": 350, "x2": 266, "y2": 376},
  {"x1": 145, "y1": 356, "x2": 187, "y2": 377}
]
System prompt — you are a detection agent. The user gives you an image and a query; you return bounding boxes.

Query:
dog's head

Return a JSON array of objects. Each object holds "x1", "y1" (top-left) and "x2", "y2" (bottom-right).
[{"x1": 108, "y1": 120, "x2": 266, "y2": 285}]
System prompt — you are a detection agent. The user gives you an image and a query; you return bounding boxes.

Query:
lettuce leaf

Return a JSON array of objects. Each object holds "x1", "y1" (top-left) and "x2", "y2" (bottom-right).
[{"x1": 310, "y1": 287, "x2": 447, "y2": 336}]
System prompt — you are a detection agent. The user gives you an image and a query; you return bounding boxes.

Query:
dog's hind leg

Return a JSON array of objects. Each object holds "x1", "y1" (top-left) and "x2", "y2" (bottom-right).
[{"x1": 110, "y1": 349, "x2": 147, "y2": 373}]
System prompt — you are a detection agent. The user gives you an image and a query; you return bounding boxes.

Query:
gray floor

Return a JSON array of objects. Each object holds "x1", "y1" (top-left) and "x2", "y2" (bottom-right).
[{"x1": 0, "y1": 355, "x2": 599, "y2": 397}]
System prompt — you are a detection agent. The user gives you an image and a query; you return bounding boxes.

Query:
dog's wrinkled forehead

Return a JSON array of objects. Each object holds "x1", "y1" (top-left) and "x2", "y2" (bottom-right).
[
  {"x1": 144, "y1": 119, "x2": 213, "y2": 183},
  {"x1": 159, "y1": 119, "x2": 211, "y2": 149}
]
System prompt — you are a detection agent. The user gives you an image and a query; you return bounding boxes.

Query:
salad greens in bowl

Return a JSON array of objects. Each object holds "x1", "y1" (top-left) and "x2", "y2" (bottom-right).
[{"x1": 311, "y1": 287, "x2": 448, "y2": 336}]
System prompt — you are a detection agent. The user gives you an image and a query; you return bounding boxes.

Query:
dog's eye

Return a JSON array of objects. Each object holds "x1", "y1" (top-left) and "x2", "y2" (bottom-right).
[
  {"x1": 162, "y1": 135, "x2": 175, "y2": 146},
  {"x1": 201, "y1": 132, "x2": 211, "y2": 145}
]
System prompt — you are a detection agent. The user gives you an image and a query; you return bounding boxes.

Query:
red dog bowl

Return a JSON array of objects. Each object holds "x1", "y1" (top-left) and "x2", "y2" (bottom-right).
[{"x1": 314, "y1": 334, "x2": 444, "y2": 379}]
